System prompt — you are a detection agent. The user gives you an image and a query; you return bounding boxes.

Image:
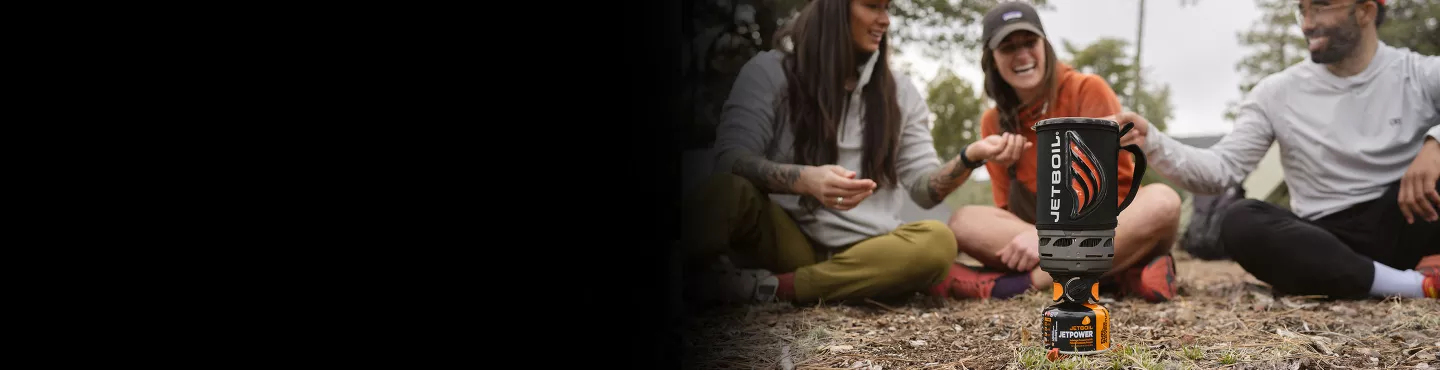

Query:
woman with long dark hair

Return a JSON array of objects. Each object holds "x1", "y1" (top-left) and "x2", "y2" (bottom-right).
[
  {"x1": 946, "y1": 1, "x2": 1184, "y2": 303},
  {"x1": 682, "y1": 0, "x2": 1033, "y2": 306}
]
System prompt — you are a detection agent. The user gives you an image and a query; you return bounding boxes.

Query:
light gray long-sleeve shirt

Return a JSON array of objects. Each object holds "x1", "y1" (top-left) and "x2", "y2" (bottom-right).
[
  {"x1": 1143, "y1": 42, "x2": 1440, "y2": 220},
  {"x1": 712, "y1": 50, "x2": 943, "y2": 248}
]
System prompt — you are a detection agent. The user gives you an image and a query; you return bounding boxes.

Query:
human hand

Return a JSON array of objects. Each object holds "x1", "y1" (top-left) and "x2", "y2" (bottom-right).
[
  {"x1": 799, "y1": 165, "x2": 878, "y2": 211},
  {"x1": 1104, "y1": 111, "x2": 1152, "y2": 148},
  {"x1": 1399, "y1": 138, "x2": 1440, "y2": 224},
  {"x1": 968, "y1": 132, "x2": 1032, "y2": 167},
  {"x1": 996, "y1": 228, "x2": 1040, "y2": 271}
]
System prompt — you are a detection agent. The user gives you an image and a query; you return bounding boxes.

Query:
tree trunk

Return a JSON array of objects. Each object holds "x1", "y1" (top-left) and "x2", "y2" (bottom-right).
[{"x1": 1133, "y1": 0, "x2": 1145, "y2": 112}]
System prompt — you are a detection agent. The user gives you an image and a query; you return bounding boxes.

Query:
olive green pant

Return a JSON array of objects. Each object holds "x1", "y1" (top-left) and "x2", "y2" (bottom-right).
[{"x1": 682, "y1": 174, "x2": 958, "y2": 303}]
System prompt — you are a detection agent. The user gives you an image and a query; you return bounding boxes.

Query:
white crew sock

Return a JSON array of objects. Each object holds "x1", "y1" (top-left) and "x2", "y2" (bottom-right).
[{"x1": 1369, "y1": 261, "x2": 1425, "y2": 298}]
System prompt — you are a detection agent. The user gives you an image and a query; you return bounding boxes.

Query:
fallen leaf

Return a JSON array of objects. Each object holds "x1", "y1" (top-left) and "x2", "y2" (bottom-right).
[{"x1": 829, "y1": 345, "x2": 854, "y2": 353}]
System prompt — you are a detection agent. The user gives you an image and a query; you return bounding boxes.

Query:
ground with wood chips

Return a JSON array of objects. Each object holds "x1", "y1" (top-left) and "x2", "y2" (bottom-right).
[{"x1": 680, "y1": 252, "x2": 1440, "y2": 369}]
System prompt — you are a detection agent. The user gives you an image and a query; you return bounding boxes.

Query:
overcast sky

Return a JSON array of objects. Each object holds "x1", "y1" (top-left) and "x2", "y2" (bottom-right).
[{"x1": 895, "y1": 0, "x2": 1277, "y2": 139}]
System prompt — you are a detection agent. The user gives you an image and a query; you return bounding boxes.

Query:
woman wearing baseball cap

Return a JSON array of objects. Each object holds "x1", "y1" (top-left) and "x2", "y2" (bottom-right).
[{"x1": 944, "y1": 1, "x2": 1186, "y2": 303}]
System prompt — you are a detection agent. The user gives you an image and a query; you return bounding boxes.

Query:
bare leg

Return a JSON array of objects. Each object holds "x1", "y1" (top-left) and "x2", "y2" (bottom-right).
[
  {"x1": 1109, "y1": 184, "x2": 1183, "y2": 276},
  {"x1": 949, "y1": 206, "x2": 1030, "y2": 269},
  {"x1": 947, "y1": 205, "x2": 1052, "y2": 288}
]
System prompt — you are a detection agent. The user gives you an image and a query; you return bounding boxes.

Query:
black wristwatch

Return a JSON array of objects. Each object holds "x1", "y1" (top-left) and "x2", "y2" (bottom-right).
[{"x1": 959, "y1": 142, "x2": 985, "y2": 169}]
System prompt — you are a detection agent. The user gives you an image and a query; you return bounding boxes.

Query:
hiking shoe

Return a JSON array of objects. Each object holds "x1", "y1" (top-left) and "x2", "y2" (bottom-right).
[
  {"x1": 931, "y1": 263, "x2": 1030, "y2": 300},
  {"x1": 1420, "y1": 254, "x2": 1439, "y2": 298},
  {"x1": 700, "y1": 256, "x2": 779, "y2": 304},
  {"x1": 1118, "y1": 253, "x2": 1178, "y2": 303}
]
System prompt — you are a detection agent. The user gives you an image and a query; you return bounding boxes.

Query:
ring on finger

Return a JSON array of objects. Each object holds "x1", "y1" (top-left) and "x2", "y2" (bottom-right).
[{"x1": 836, "y1": 196, "x2": 844, "y2": 205}]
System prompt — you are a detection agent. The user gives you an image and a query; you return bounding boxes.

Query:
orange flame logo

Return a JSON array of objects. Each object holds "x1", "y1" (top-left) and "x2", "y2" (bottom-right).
[{"x1": 1066, "y1": 131, "x2": 1106, "y2": 220}]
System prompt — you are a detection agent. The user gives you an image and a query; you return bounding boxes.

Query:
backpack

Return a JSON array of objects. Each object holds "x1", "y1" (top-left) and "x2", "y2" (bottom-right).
[{"x1": 1179, "y1": 185, "x2": 1246, "y2": 260}]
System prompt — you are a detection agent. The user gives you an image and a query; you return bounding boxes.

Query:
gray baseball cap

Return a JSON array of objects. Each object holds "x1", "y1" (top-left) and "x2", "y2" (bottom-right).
[{"x1": 981, "y1": 1, "x2": 1047, "y2": 50}]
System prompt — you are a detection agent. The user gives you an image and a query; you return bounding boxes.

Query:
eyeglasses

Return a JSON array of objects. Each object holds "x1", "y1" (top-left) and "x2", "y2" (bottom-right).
[{"x1": 1293, "y1": 0, "x2": 1367, "y2": 25}]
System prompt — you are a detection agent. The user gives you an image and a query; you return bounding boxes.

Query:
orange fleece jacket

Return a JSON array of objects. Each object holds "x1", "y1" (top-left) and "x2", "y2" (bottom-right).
[{"x1": 980, "y1": 63, "x2": 1137, "y2": 212}]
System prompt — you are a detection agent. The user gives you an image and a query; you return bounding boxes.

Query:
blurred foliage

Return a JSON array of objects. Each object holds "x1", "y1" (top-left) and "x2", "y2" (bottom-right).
[
  {"x1": 926, "y1": 69, "x2": 986, "y2": 161},
  {"x1": 1061, "y1": 37, "x2": 1172, "y2": 134},
  {"x1": 886, "y1": 0, "x2": 1052, "y2": 63},
  {"x1": 1378, "y1": 0, "x2": 1440, "y2": 56},
  {"x1": 943, "y1": 179, "x2": 996, "y2": 209},
  {"x1": 926, "y1": 68, "x2": 994, "y2": 209},
  {"x1": 1060, "y1": 37, "x2": 1179, "y2": 191},
  {"x1": 1222, "y1": 0, "x2": 1308, "y2": 121}
]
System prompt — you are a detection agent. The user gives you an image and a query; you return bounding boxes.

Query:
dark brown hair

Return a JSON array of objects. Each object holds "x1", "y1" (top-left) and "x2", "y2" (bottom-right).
[
  {"x1": 773, "y1": 0, "x2": 902, "y2": 192},
  {"x1": 982, "y1": 35, "x2": 1060, "y2": 134}
]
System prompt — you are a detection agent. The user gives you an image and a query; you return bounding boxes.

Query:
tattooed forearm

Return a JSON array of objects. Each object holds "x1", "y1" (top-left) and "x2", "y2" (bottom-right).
[
  {"x1": 732, "y1": 154, "x2": 807, "y2": 194},
  {"x1": 912, "y1": 155, "x2": 972, "y2": 206}
]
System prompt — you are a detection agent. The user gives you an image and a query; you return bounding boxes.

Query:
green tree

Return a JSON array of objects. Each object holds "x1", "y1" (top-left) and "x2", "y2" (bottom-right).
[
  {"x1": 886, "y1": 0, "x2": 1052, "y2": 62},
  {"x1": 1377, "y1": 0, "x2": 1440, "y2": 56},
  {"x1": 926, "y1": 69, "x2": 986, "y2": 160},
  {"x1": 926, "y1": 70, "x2": 996, "y2": 208},
  {"x1": 1223, "y1": 0, "x2": 1307, "y2": 121},
  {"x1": 1060, "y1": 38, "x2": 1173, "y2": 134},
  {"x1": 1061, "y1": 37, "x2": 1177, "y2": 189}
]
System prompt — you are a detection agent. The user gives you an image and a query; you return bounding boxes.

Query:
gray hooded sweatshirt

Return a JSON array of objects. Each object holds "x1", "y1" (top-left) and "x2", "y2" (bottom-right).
[
  {"x1": 1143, "y1": 41, "x2": 1440, "y2": 220},
  {"x1": 713, "y1": 49, "x2": 944, "y2": 248}
]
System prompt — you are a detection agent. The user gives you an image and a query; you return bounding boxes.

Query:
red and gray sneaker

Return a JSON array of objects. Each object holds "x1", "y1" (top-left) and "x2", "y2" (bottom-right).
[
  {"x1": 1417, "y1": 254, "x2": 1439, "y2": 299},
  {"x1": 1117, "y1": 253, "x2": 1178, "y2": 303}
]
